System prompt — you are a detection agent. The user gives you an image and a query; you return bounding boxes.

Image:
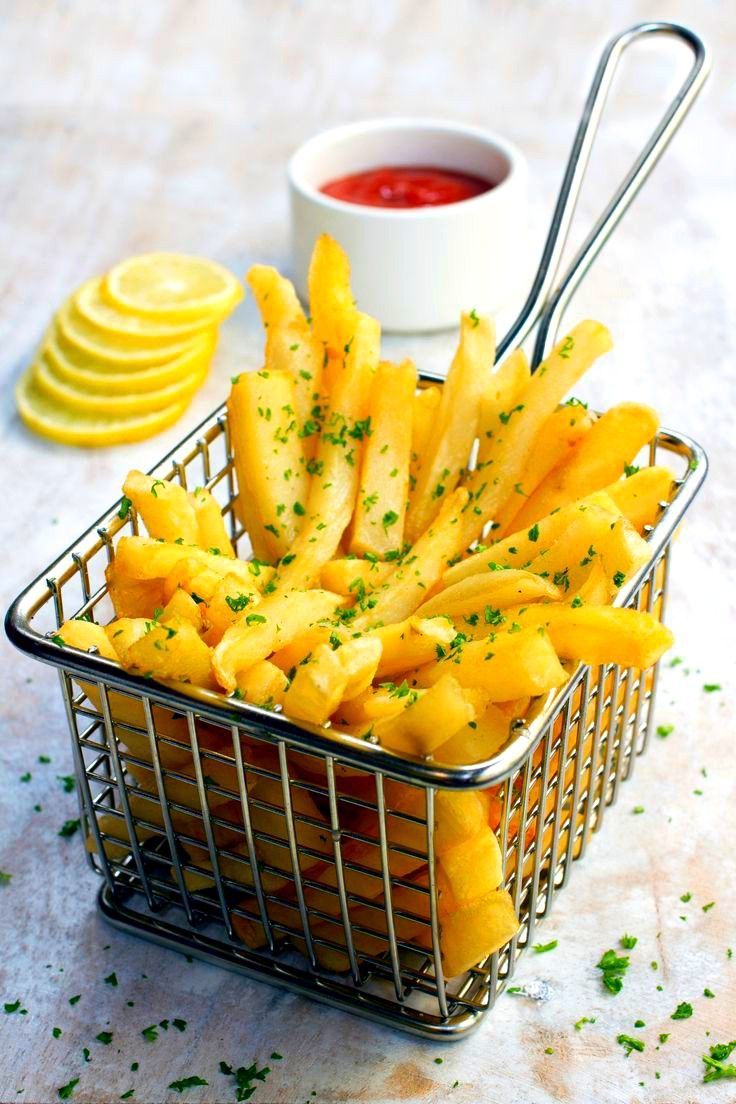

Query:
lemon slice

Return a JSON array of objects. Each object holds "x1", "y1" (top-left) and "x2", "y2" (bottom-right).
[
  {"x1": 75, "y1": 278, "x2": 224, "y2": 342},
  {"x1": 56, "y1": 299, "x2": 205, "y2": 367},
  {"x1": 44, "y1": 326, "x2": 216, "y2": 393},
  {"x1": 34, "y1": 351, "x2": 209, "y2": 415},
  {"x1": 16, "y1": 368, "x2": 191, "y2": 447},
  {"x1": 104, "y1": 253, "x2": 244, "y2": 321}
]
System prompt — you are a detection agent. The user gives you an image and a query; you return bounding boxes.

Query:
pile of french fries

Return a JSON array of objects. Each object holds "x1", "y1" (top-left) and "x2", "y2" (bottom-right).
[{"x1": 58, "y1": 235, "x2": 677, "y2": 978}]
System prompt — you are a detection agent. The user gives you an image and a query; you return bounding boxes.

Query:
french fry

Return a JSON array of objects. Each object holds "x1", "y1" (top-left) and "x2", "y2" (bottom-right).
[
  {"x1": 510, "y1": 402, "x2": 660, "y2": 531},
  {"x1": 338, "y1": 636, "x2": 383, "y2": 700},
  {"x1": 282, "y1": 643, "x2": 347, "y2": 725},
  {"x1": 105, "y1": 558, "x2": 165, "y2": 618},
  {"x1": 308, "y1": 233, "x2": 359, "y2": 366},
  {"x1": 355, "y1": 487, "x2": 470, "y2": 629},
  {"x1": 160, "y1": 588, "x2": 205, "y2": 631},
  {"x1": 372, "y1": 615, "x2": 456, "y2": 680},
  {"x1": 320, "y1": 557, "x2": 393, "y2": 596},
  {"x1": 246, "y1": 264, "x2": 325, "y2": 451},
  {"x1": 459, "y1": 321, "x2": 613, "y2": 547},
  {"x1": 227, "y1": 369, "x2": 309, "y2": 561},
  {"x1": 372, "y1": 674, "x2": 476, "y2": 756},
  {"x1": 494, "y1": 402, "x2": 594, "y2": 534},
  {"x1": 441, "y1": 888, "x2": 520, "y2": 977},
  {"x1": 605, "y1": 466, "x2": 675, "y2": 533},
  {"x1": 202, "y1": 574, "x2": 261, "y2": 644},
  {"x1": 114, "y1": 536, "x2": 267, "y2": 592},
  {"x1": 57, "y1": 618, "x2": 119, "y2": 661},
  {"x1": 513, "y1": 604, "x2": 674, "y2": 669},
  {"x1": 437, "y1": 827, "x2": 503, "y2": 914},
  {"x1": 415, "y1": 568, "x2": 560, "y2": 620},
  {"x1": 122, "y1": 469, "x2": 200, "y2": 545},
  {"x1": 349, "y1": 359, "x2": 417, "y2": 557},
  {"x1": 213, "y1": 589, "x2": 342, "y2": 692},
  {"x1": 189, "y1": 486, "x2": 235, "y2": 557},
  {"x1": 524, "y1": 503, "x2": 630, "y2": 596},
  {"x1": 406, "y1": 313, "x2": 494, "y2": 542},
  {"x1": 272, "y1": 312, "x2": 380, "y2": 590},
  {"x1": 475, "y1": 347, "x2": 530, "y2": 471},
  {"x1": 235, "y1": 660, "x2": 289, "y2": 708},
  {"x1": 114, "y1": 615, "x2": 215, "y2": 688},
  {"x1": 413, "y1": 627, "x2": 567, "y2": 699},
  {"x1": 433, "y1": 703, "x2": 510, "y2": 765},
  {"x1": 410, "y1": 386, "x2": 441, "y2": 490},
  {"x1": 434, "y1": 791, "x2": 489, "y2": 854}
]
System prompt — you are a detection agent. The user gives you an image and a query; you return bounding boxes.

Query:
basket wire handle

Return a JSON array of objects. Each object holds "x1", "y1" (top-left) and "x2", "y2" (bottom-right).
[{"x1": 496, "y1": 21, "x2": 710, "y2": 367}]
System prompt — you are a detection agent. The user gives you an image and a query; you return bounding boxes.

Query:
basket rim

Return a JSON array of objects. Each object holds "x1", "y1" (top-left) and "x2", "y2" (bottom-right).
[{"x1": 4, "y1": 392, "x2": 709, "y2": 790}]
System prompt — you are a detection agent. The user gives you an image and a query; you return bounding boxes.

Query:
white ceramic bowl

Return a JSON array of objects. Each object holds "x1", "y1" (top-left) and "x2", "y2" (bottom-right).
[{"x1": 288, "y1": 117, "x2": 528, "y2": 333}]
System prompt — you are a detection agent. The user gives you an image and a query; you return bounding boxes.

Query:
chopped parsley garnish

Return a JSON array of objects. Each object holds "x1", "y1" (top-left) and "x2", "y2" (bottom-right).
[
  {"x1": 118, "y1": 496, "x2": 132, "y2": 520},
  {"x1": 571, "y1": 595, "x2": 583, "y2": 608},
  {"x1": 680, "y1": 891, "x2": 692, "y2": 902},
  {"x1": 168, "y1": 1076, "x2": 208, "y2": 1093},
  {"x1": 245, "y1": 613, "x2": 267, "y2": 626},
  {"x1": 150, "y1": 480, "x2": 165, "y2": 498},
  {"x1": 225, "y1": 593, "x2": 251, "y2": 613},
  {"x1": 57, "y1": 775, "x2": 75, "y2": 793},
  {"x1": 104, "y1": 972, "x2": 118, "y2": 987},
  {"x1": 120, "y1": 1092, "x2": 135, "y2": 1100},
  {"x1": 0, "y1": 871, "x2": 11, "y2": 885},
  {"x1": 703, "y1": 1041, "x2": 736, "y2": 1082},
  {"x1": 528, "y1": 523, "x2": 539, "y2": 542},
  {"x1": 20, "y1": 772, "x2": 31, "y2": 782},
  {"x1": 52, "y1": 1026, "x2": 63, "y2": 1038},
  {"x1": 704, "y1": 988, "x2": 715, "y2": 998},
  {"x1": 532, "y1": 939, "x2": 558, "y2": 954},
  {"x1": 293, "y1": 501, "x2": 306, "y2": 516},
  {"x1": 4, "y1": 1000, "x2": 25, "y2": 1014},
  {"x1": 657, "y1": 724, "x2": 674, "y2": 738},
  {"x1": 58, "y1": 819, "x2": 81, "y2": 839},
  {"x1": 632, "y1": 806, "x2": 645, "y2": 815},
  {"x1": 671, "y1": 1001, "x2": 693, "y2": 1020},
  {"x1": 702, "y1": 901, "x2": 716, "y2": 912},
  {"x1": 39, "y1": 754, "x2": 51, "y2": 763},
  {"x1": 68, "y1": 994, "x2": 81, "y2": 1005},
  {"x1": 574, "y1": 1017, "x2": 596, "y2": 1030},
  {"x1": 51, "y1": 634, "x2": 66, "y2": 647},
  {"x1": 382, "y1": 510, "x2": 399, "y2": 531},
  {"x1": 703, "y1": 683, "x2": 721, "y2": 692},
  {"x1": 58, "y1": 1078, "x2": 79, "y2": 1099},
  {"x1": 597, "y1": 949, "x2": 630, "y2": 994},
  {"x1": 173, "y1": 1018, "x2": 187, "y2": 1032},
  {"x1": 219, "y1": 1059, "x2": 272, "y2": 1100},
  {"x1": 617, "y1": 1034, "x2": 645, "y2": 1056},
  {"x1": 141, "y1": 1024, "x2": 158, "y2": 1042},
  {"x1": 469, "y1": 308, "x2": 480, "y2": 327},
  {"x1": 612, "y1": 570, "x2": 626, "y2": 588},
  {"x1": 624, "y1": 464, "x2": 640, "y2": 478},
  {"x1": 95, "y1": 1031, "x2": 113, "y2": 1045},
  {"x1": 620, "y1": 934, "x2": 637, "y2": 949}
]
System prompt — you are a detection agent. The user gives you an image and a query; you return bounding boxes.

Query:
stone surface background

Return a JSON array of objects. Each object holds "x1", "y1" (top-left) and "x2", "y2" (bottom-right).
[{"x1": 0, "y1": 2, "x2": 734, "y2": 1102}]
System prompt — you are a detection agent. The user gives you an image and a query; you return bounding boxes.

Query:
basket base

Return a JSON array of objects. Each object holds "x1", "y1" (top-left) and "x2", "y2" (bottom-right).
[{"x1": 96, "y1": 884, "x2": 484, "y2": 1040}]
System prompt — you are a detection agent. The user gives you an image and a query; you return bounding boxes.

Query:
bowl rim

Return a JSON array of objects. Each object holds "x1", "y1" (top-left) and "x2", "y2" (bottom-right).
[{"x1": 287, "y1": 116, "x2": 527, "y2": 220}]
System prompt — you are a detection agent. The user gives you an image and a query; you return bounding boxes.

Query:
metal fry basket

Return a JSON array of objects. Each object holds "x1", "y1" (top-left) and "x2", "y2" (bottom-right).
[{"x1": 5, "y1": 22, "x2": 710, "y2": 1038}]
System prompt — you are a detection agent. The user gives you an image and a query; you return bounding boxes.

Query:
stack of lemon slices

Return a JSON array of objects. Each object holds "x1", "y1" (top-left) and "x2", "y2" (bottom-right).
[{"x1": 16, "y1": 253, "x2": 243, "y2": 447}]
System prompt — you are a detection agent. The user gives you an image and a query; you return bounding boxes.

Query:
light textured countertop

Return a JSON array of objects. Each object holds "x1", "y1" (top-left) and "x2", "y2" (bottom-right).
[{"x1": 1, "y1": 3, "x2": 734, "y2": 1102}]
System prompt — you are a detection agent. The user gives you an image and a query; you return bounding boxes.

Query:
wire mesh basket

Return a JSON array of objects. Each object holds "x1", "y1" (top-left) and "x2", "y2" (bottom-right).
[{"x1": 5, "y1": 397, "x2": 706, "y2": 1038}]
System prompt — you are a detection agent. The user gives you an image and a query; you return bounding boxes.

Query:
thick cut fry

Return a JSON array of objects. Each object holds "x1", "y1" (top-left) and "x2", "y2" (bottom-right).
[
  {"x1": 434, "y1": 704, "x2": 510, "y2": 765},
  {"x1": 105, "y1": 559, "x2": 164, "y2": 618},
  {"x1": 410, "y1": 386, "x2": 441, "y2": 490},
  {"x1": 407, "y1": 313, "x2": 494, "y2": 542},
  {"x1": 605, "y1": 466, "x2": 675, "y2": 533},
  {"x1": 116, "y1": 616, "x2": 215, "y2": 688},
  {"x1": 203, "y1": 574, "x2": 262, "y2": 644},
  {"x1": 437, "y1": 828, "x2": 503, "y2": 914},
  {"x1": 525, "y1": 503, "x2": 630, "y2": 596},
  {"x1": 234, "y1": 660, "x2": 289, "y2": 708},
  {"x1": 372, "y1": 675, "x2": 476, "y2": 756},
  {"x1": 57, "y1": 618, "x2": 119, "y2": 661},
  {"x1": 228, "y1": 369, "x2": 309, "y2": 561},
  {"x1": 189, "y1": 486, "x2": 235, "y2": 556},
  {"x1": 308, "y1": 234, "x2": 358, "y2": 362},
  {"x1": 459, "y1": 322, "x2": 613, "y2": 547},
  {"x1": 161, "y1": 588, "x2": 204, "y2": 631},
  {"x1": 246, "y1": 264, "x2": 324, "y2": 449},
  {"x1": 212, "y1": 589, "x2": 341, "y2": 692},
  {"x1": 515, "y1": 604, "x2": 674, "y2": 669},
  {"x1": 414, "y1": 627, "x2": 567, "y2": 699},
  {"x1": 415, "y1": 568, "x2": 560, "y2": 620},
  {"x1": 441, "y1": 888, "x2": 520, "y2": 977},
  {"x1": 320, "y1": 557, "x2": 393, "y2": 596},
  {"x1": 338, "y1": 636, "x2": 383, "y2": 700},
  {"x1": 475, "y1": 347, "x2": 530, "y2": 470},
  {"x1": 114, "y1": 536, "x2": 266, "y2": 592},
  {"x1": 349, "y1": 359, "x2": 417, "y2": 557},
  {"x1": 495, "y1": 403, "x2": 594, "y2": 533},
  {"x1": 511, "y1": 402, "x2": 660, "y2": 531},
  {"x1": 355, "y1": 488, "x2": 470, "y2": 630},
  {"x1": 282, "y1": 643, "x2": 347, "y2": 724},
  {"x1": 440, "y1": 490, "x2": 621, "y2": 590},
  {"x1": 434, "y1": 791, "x2": 489, "y2": 854},
  {"x1": 122, "y1": 469, "x2": 199, "y2": 545},
  {"x1": 272, "y1": 313, "x2": 380, "y2": 590},
  {"x1": 372, "y1": 615, "x2": 456, "y2": 679}
]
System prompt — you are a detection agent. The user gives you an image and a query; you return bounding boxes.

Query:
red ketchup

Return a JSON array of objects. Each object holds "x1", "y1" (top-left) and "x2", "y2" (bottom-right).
[{"x1": 320, "y1": 164, "x2": 494, "y2": 208}]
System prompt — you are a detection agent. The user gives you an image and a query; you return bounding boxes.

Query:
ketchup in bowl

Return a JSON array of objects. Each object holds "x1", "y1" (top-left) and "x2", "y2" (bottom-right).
[{"x1": 320, "y1": 165, "x2": 495, "y2": 209}]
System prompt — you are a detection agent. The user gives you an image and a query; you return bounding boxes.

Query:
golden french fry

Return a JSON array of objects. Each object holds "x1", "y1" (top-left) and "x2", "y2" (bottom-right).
[
  {"x1": 235, "y1": 660, "x2": 289, "y2": 708},
  {"x1": 355, "y1": 487, "x2": 470, "y2": 629},
  {"x1": 511, "y1": 401, "x2": 660, "y2": 531},
  {"x1": 372, "y1": 615, "x2": 456, "y2": 680},
  {"x1": 282, "y1": 642, "x2": 347, "y2": 724},
  {"x1": 319, "y1": 557, "x2": 393, "y2": 596},
  {"x1": 604, "y1": 466, "x2": 676, "y2": 533},
  {"x1": 122, "y1": 469, "x2": 200, "y2": 545},
  {"x1": 114, "y1": 536, "x2": 265, "y2": 592},
  {"x1": 161, "y1": 588, "x2": 205, "y2": 631},
  {"x1": 459, "y1": 321, "x2": 613, "y2": 547},
  {"x1": 57, "y1": 618, "x2": 119, "y2": 661},
  {"x1": 227, "y1": 369, "x2": 309, "y2": 561},
  {"x1": 105, "y1": 557, "x2": 165, "y2": 618},
  {"x1": 434, "y1": 791, "x2": 489, "y2": 854},
  {"x1": 525, "y1": 503, "x2": 630, "y2": 596},
  {"x1": 414, "y1": 627, "x2": 567, "y2": 699},
  {"x1": 189, "y1": 485, "x2": 235, "y2": 557},
  {"x1": 434, "y1": 703, "x2": 510, "y2": 765},
  {"x1": 441, "y1": 888, "x2": 520, "y2": 977},
  {"x1": 308, "y1": 233, "x2": 358, "y2": 364},
  {"x1": 372, "y1": 674, "x2": 476, "y2": 756},
  {"x1": 272, "y1": 312, "x2": 380, "y2": 590},
  {"x1": 202, "y1": 573, "x2": 261, "y2": 644},
  {"x1": 246, "y1": 264, "x2": 325, "y2": 450},
  {"x1": 406, "y1": 313, "x2": 494, "y2": 542},
  {"x1": 410, "y1": 385, "x2": 441, "y2": 491},
  {"x1": 113, "y1": 615, "x2": 215, "y2": 688},
  {"x1": 515, "y1": 604, "x2": 673, "y2": 668},
  {"x1": 349, "y1": 359, "x2": 417, "y2": 557},
  {"x1": 437, "y1": 827, "x2": 503, "y2": 914},
  {"x1": 495, "y1": 403, "x2": 594, "y2": 534},
  {"x1": 213, "y1": 589, "x2": 342, "y2": 692},
  {"x1": 475, "y1": 347, "x2": 530, "y2": 471},
  {"x1": 415, "y1": 568, "x2": 560, "y2": 620},
  {"x1": 338, "y1": 635, "x2": 382, "y2": 700}
]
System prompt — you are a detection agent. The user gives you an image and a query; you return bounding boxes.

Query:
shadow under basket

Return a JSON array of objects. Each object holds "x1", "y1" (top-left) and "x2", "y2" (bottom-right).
[{"x1": 5, "y1": 399, "x2": 706, "y2": 1038}]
